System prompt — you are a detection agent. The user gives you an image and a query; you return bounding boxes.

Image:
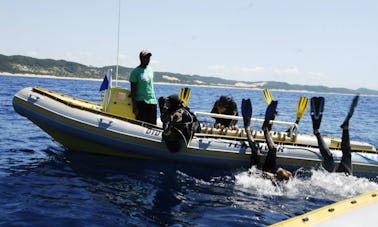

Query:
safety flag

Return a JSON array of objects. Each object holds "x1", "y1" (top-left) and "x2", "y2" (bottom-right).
[{"x1": 99, "y1": 69, "x2": 112, "y2": 91}]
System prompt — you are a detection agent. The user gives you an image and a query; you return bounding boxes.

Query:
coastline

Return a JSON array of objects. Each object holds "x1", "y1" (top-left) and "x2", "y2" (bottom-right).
[
  {"x1": 0, "y1": 72, "x2": 295, "y2": 92},
  {"x1": 0, "y1": 72, "x2": 103, "y2": 82},
  {"x1": 2, "y1": 72, "x2": 376, "y2": 96}
]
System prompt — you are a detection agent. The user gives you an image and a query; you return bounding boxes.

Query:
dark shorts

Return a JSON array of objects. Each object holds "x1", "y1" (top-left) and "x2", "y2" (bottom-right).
[{"x1": 136, "y1": 101, "x2": 157, "y2": 125}]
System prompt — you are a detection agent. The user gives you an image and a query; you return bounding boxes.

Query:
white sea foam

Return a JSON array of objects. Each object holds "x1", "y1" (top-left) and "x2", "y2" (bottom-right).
[{"x1": 235, "y1": 167, "x2": 378, "y2": 201}]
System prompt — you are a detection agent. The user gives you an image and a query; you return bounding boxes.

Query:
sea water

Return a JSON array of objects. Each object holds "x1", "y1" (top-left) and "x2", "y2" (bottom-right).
[{"x1": 1, "y1": 75, "x2": 377, "y2": 226}]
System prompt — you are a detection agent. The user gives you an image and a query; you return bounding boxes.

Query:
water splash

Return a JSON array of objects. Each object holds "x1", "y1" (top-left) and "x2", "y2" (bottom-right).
[{"x1": 235, "y1": 167, "x2": 378, "y2": 201}]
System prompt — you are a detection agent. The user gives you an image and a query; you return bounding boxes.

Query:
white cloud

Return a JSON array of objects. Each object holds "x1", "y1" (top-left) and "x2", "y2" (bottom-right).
[
  {"x1": 239, "y1": 66, "x2": 301, "y2": 75},
  {"x1": 26, "y1": 51, "x2": 38, "y2": 57},
  {"x1": 60, "y1": 52, "x2": 100, "y2": 65},
  {"x1": 276, "y1": 67, "x2": 300, "y2": 74},
  {"x1": 150, "y1": 58, "x2": 160, "y2": 65},
  {"x1": 240, "y1": 66, "x2": 267, "y2": 73},
  {"x1": 208, "y1": 65, "x2": 226, "y2": 70},
  {"x1": 206, "y1": 64, "x2": 333, "y2": 87}
]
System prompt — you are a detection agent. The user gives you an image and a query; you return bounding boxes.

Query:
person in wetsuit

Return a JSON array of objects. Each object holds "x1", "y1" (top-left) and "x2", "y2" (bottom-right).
[
  {"x1": 242, "y1": 99, "x2": 293, "y2": 181},
  {"x1": 211, "y1": 96, "x2": 238, "y2": 128},
  {"x1": 310, "y1": 95, "x2": 358, "y2": 175},
  {"x1": 159, "y1": 94, "x2": 200, "y2": 152}
]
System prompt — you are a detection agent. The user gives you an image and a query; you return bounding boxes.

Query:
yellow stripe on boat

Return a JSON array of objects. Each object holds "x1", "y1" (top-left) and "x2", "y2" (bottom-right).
[
  {"x1": 32, "y1": 87, "x2": 158, "y2": 128},
  {"x1": 270, "y1": 189, "x2": 378, "y2": 227}
]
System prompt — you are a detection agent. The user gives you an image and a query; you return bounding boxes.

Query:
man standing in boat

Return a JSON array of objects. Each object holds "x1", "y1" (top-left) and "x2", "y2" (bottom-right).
[{"x1": 129, "y1": 50, "x2": 157, "y2": 124}]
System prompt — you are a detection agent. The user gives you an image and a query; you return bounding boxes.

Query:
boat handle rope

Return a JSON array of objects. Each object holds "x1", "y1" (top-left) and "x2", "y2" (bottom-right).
[{"x1": 195, "y1": 111, "x2": 298, "y2": 127}]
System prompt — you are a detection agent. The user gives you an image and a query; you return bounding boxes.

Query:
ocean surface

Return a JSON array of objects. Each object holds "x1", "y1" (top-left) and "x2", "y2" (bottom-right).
[{"x1": 1, "y1": 74, "x2": 378, "y2": 226}]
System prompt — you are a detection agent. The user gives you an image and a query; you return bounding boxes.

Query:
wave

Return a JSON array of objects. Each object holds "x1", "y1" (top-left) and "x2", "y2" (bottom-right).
[{"x1": 234, "y1": 167, "x2": 378, "y2": 201}]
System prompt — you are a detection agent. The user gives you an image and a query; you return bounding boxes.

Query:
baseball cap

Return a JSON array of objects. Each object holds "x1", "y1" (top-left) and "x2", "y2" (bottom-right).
[{"x1": 139, "y1": 50, "x2": 152, "y2": 58}]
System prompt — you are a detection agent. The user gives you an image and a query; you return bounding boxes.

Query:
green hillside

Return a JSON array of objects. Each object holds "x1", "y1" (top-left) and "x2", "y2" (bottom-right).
[{"x1": 1, "y1": 54, "x2": 377, "y2": 95}]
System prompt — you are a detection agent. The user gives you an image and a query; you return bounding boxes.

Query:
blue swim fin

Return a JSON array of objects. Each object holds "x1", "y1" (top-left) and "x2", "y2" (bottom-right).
[
  {"x1": 262, "y1": 100, "x2": 278, "y2": 130},
  {"x1": 310, "y1": 97, "x2": 324, "y2": 132},
  {"x1": 241, "y1": 98, "x2": 252, "y2": 127}
]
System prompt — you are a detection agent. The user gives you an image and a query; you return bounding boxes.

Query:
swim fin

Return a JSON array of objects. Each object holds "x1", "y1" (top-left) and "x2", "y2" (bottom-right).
[
  {"x1": 242, "y1": 98, "x2": 262, "y2": 169},
  {"x1": 241, "y1": 98, "x2": 252, "y2": 127},
  {"x1": 262, "y1": 88, "x2": 274, "y2": 104},
  {"x1": 179, "y1": 87, "x2": 191, "y2": 106},
  {"x1": 262, "y1": 100, "x2": 278, "y2": 130},
  {"x1": 296, "y1": 96, "x2": 308, "y2": 124},
  {"x1": 310, "y1": 97, "x2": 324, "y2": 132},
  {"x1": 340, "y1": 95, "x2": 359, "y2": 129}
]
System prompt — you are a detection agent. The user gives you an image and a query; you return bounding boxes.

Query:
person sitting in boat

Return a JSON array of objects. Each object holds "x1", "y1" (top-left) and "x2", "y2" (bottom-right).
[
  {"x1": 211, "y1": 95, "x2": 238, "y2": 129},
  {"x1": 158, "y1": 94, "x2": 201, "y2": 152},
  {"x1": 129, "y1": 50, "x2": 157, "y2": 125},
  {"x1": 242, "y1": 99, "x2": 293, "y2": 181},
  {"x1": 310, "y1": 95, "x2": 358, "y2": 175}
]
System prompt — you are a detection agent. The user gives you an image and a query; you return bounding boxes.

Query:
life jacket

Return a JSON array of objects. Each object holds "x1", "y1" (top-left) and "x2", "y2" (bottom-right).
[{"x1": 158, "y1": 95, "x2": 200, "y2": 152}]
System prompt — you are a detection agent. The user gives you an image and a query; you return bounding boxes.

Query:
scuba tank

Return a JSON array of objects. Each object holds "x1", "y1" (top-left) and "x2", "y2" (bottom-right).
[{"x1": 158, "y1": 95, "x2": 200, "y2": 152}]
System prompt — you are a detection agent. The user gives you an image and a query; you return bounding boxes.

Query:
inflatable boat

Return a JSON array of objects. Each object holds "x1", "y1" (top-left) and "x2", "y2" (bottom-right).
[
  {"x1": 271, "y1": 189, "x2": 378, "y2": 226},
  {"x1": 12, "y1": 86, "x2": 378, "y2": 176}
]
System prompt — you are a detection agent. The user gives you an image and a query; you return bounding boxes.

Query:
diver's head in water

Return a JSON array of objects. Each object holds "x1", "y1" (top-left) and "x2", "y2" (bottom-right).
[{"x1": 276, "y1": 167, "x2": 293, "y2": 181}]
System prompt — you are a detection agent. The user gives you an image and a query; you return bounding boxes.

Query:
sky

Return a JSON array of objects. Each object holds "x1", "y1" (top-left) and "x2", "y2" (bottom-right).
[{"x1": 1, "y1": 0, "x2": 377, "y2": 90}]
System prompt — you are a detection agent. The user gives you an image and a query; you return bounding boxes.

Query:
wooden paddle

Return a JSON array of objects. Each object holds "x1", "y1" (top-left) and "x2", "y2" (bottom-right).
[{"x1": 179, "y1": 87, "x2": 191, "y2": 106}]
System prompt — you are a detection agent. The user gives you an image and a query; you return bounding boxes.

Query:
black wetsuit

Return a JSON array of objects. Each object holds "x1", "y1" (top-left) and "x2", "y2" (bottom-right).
[
  {"x1": 243, "y1": 99, "x2": 292, "y2": 181},
  {"x1": 211, "y1": 97, "x2": 238, "y2": 127},
  {"x1": 262, "y1": 127, "x2": 278, "y2": 173},
  {"x1": 311, "y1": 95, "x2": 356, "y2": 175},
  {"x1": 314, "y1": 127, "x2": 352, "y2": 175},
  {"x1": 159, "y1": 94, "x2": 200, "y2": 152},
  {"x1": 245, "y1": 117, "x2": 279, "y2": 173}
]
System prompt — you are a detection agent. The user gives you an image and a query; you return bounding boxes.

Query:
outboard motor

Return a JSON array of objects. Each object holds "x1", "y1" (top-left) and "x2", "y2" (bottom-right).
[{"x1": 158, "y1": 94, "x2": 200, "y2": 152}]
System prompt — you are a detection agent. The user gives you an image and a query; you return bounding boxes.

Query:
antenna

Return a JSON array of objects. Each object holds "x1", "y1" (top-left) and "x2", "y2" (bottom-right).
[{"x1": 115, "y1": 0, "x2": 121, "y2": 86}]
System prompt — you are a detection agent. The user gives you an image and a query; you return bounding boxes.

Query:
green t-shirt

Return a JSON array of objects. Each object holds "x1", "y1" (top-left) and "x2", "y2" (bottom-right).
[{"x1": 129, "y1": 66, "x2": 157, "y2": 104}]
